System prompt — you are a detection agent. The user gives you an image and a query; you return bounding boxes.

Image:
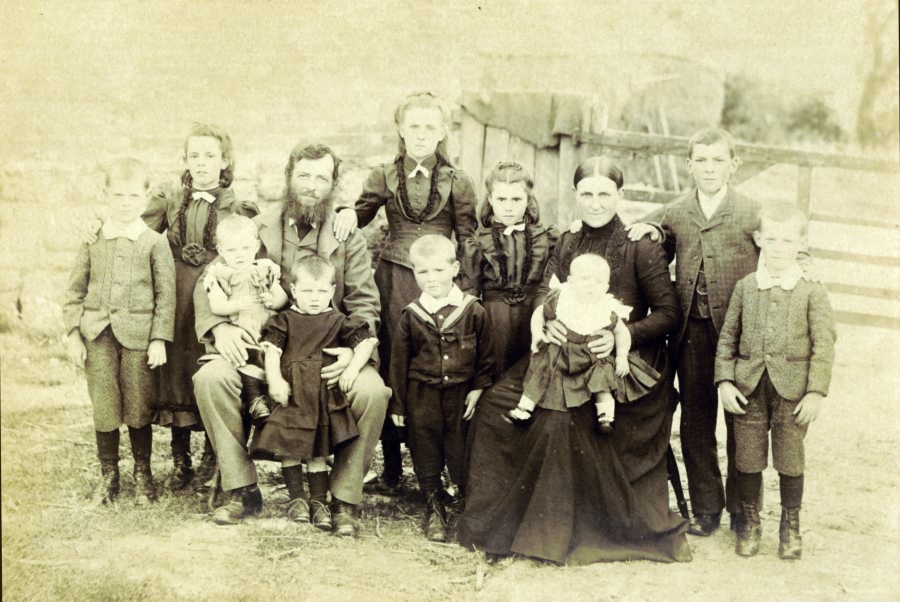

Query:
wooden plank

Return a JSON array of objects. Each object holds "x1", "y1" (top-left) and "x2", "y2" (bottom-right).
[
  {"x1": 834, "y1": 311, "x2": 900, "y2": 330},
  {"x1": 557, "y1": 136, "x2": 579, "y2": 230},
  {"x1": 575, "y1": 129, "x2": 900, "y2": 173},
  {"x1": 796, "y1": 166, "x2": 813, "y2": 214},
  {"x1": 825, "y1": 282, "x2": 900, "y2": 301},
  {"x1": 622, "y1": 188, "x2": 680, "y2": 204},
  {"x1": 458, "y1": 111, "x2": 486, "y2": 195},
  {"x1": 645, "y1": 119, "x2": 667, "y2": 191},
  {"x1": 535, "y1": 147, "x2": 560, "y2": 226},
  {"x1": 731, "y1": 161, "x2": 777, "y2": 184},
  {"x1": 508, "y1": 135, "x2": 536, "y2": 176},
  {"x1": 658, "y1": 105, "x2": 681, "y2": 193},
  {"x1": 809, "y1": 247, "x2": 900, "y2": 268},
  {"x1": 482, "y1": 126, "x2": 511, "y2": 183},
  {"x1": 809, "y1": 212, "x2": 900, "y2": 230}
]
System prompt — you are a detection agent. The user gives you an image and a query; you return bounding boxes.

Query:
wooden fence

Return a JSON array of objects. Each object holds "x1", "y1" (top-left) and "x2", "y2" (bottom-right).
[{"x1": 453, "y1": 107, "x2": 900, "y2": 330}]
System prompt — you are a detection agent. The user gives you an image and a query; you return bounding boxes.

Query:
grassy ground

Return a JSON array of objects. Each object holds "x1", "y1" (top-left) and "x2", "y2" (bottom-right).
[{"x1": 3, "y1": 321, "x2": 900, "y2": 601}]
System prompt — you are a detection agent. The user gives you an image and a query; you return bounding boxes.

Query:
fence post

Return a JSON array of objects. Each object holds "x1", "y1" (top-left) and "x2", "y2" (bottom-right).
[{"x1": 796, "y1": 166, "x2": 813, "y2": 215}]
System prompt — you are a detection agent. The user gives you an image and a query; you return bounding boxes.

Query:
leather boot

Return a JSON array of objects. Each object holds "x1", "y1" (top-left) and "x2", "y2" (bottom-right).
[
  {"x1": 282, "y1": 465, "x2": 309, "y2": 524},
  {"x1": 168, "y1": 427, "x2": 194, "y2": 490},
  {"x1": 778, "y1": 506, "x2": 802, "y2": 560},
  {"x1": 212, "y1": 484, "x2": 263, "y2": 525},
  {"x1": 424, "y1": 492, "x2": 448, "y2": 542},
  {"x1": 133, "y1": 460, "x2": 156, "y2": 506},
  {"x1": 90, "y1": 460, "x2": 120, "y2": 505},
  {"x1": 735, "y1": 502, "x2": 761, "y2": 557}
]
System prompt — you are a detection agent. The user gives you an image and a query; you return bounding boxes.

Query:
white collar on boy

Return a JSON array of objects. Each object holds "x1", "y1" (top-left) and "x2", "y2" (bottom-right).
[
  {"x1": 419, "y1": 284, "x2": 464, "y2": 315},
  {"x1": 697, "y1": 185, "x2": 728, "y2": 220},
  {"x1": 755, "y1": 255, "x2": 804, "y2": 291},
  {"x1": 102, "y1": 218, "x2": 148, "y2": 242}
]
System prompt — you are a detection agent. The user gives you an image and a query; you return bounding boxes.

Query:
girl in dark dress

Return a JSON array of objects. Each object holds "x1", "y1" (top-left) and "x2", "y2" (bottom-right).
[
  {"x1": 331, "y1": 92, "x2": 478, "y2": 494},
  {"x1": 251, "y1": 256, "x2": 377, "y2": 529},
  {"x1": 459, "y1": 156, "x2": 691, "y2": 565},
  {"x1": 140, "y1": 124, "x2": 259, "y2": 490}
]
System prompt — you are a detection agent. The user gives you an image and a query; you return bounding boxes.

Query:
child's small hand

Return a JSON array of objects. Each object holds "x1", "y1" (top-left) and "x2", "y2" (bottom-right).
[
  {"x1": 269, "y1": 377, "x2": 290, "y2": 406},
  {"x1": 624, "y1": 223, "x2": 661, "y2": 242},
  {"x1": 147, "y1": 340, "x2": 167, "y2": 368},
  {"x1": 615, "y1": 356, "x2": 630, "y2": 377},
  {"x1": 259, "y1": 291, "x2": 276, "y2": 309},
  {"x1": 718, "y1": 381, "x2": 748, "y2": 415},
  {"x1": 67, "y1": 332, "x2": 87, "y2": 368},
  {"x1": 338, "y1": 365, "x2": 361, "y2": 394},
  {"x1": 390, "y1": 414, "x2": 405, "y2": 428},
  {"x1": 80, "y1": 218, "x2": 102, "y2": 245},
  {"x1": 463, "y1": 388, "x2": 484, "y2": 421},
  {"x1": 793, "y1": 392, "x2": 823, "y2": 426},
  {"x1": 332, "y1": 209, "x2": 358, "y2": 243}
]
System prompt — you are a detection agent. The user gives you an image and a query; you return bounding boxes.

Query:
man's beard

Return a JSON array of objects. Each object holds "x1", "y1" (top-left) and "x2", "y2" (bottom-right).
[{"x1": 283, "y1": 186, "x2": 335, "y2": 227}]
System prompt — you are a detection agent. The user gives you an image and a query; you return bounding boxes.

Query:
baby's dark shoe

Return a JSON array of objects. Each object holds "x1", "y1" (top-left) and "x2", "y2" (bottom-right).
[
  {"x1": 502, "y1": 406, "x2": 533, "y2": 427},
  {"x1": 597, "y1": 417, "x2": 614, "y2": 435},
  {"x1": 248, "y1": 396, "x2": 271, "y2": 428}
]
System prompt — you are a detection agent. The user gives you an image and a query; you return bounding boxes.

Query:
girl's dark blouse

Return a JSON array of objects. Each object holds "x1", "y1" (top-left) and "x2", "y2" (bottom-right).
[{"x1": 542, "y1": 216, "x2": 680, "y2": 352}]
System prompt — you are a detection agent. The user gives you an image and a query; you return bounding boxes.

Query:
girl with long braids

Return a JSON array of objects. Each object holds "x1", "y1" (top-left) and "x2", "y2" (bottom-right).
[
  {"x1": 331, "y1": 92, "x2": 478, "y2": 498},
  {"x1": 141, "y1": 123, "x2": 259, "y2": 490}
]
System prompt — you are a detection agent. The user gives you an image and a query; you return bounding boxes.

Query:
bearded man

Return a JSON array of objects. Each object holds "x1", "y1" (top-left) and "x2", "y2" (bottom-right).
[{"x1": 192, "y1": 143, "x2": 390, "y2": 535}]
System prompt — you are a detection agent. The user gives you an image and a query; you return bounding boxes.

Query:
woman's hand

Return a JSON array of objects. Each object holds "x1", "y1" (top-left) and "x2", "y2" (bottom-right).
[
  {"x1": 544, "y1": 319, "x2": 568, "y2": 347},
  {"x1": 268, "y1": 375, "x2": 291, "y2": 406},
  {"x1": 147, "y1": 340, "x2": 167, "y2": 368},
  {"x1": 625, "y1": 223, "x2": 661, "y2": 242},
  {"x1": 463, "y1": 388, "x2": 484, "y2": 421},
  {"x1": 211, "y1": 323, "x2": 254, "y2": 367},
  {"x1": 332, "y1": 209, "x2": 358, "y2": 243},
  {"x1": 321, "y1": 347, "x2": 353, "y2": 387},
  {"x1": 586, "y1": 330, "x2": 614, "y2": 359},
  {"x1": 67, "y1": 331, "x2": 87, "y2": 368}
]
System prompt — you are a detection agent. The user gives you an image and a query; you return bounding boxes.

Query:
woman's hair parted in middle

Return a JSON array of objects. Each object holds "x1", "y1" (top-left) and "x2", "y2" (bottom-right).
[
  {"x1": 394, "y1": 91, "x2": 455, "y2": 167},
  {"x1": 573, "y1": 156, "x2": 624, "y2": 190},
  {"x1": 480, "y1": 160, "x2": 541, "y2": 227}
]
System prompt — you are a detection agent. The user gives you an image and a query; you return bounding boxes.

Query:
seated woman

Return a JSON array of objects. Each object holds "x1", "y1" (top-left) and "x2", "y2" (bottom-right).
[{"x1": 459, "y1": 156, "x2": 690, "y2": 564}]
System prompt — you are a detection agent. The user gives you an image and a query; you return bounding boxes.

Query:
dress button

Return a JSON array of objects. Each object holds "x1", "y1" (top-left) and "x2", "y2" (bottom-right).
[
  {"x1": 437, "y1": 315, "x2": 443, "y2": 320},
  {"x1": 441, "y1": 336, "x2": 445, "y2": 341},
  {"x1": 443, "y1": 355, "x2": 449, "y2": 360},
  {"x1": 443, "y1": 376, "x2": 449, "y2": 381}
]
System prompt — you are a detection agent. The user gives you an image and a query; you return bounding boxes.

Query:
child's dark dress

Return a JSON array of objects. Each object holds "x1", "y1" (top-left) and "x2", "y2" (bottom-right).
[
  {"x1": 521, "y1": 288, "x2": 659, "y2": 410},
  {"x1": 249, "y1": 308, "x2": 368, "y2": 461}
]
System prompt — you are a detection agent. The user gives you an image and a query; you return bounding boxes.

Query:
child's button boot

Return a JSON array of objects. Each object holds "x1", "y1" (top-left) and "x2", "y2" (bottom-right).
[
  {"x1": 90, "y1": 459, "x2": 120, "y2": 506},
  {"x1": 133, "y1": 460, "x2": 156, "y2": 506},
  {"x1": 735, "y1": 502, "x2": 761, "y2": 557},
  {"x1": 778, "y1": 506, "x2": 802, "y2": 560}
]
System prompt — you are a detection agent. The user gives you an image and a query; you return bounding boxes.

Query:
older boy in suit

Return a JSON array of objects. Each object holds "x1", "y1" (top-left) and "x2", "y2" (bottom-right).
[
  {"x1": 715, "y1": 204, "x2": 835, "y2": 559},
  {"x1": 627, "y1": 128, "x2": 762, "y2": 535}
]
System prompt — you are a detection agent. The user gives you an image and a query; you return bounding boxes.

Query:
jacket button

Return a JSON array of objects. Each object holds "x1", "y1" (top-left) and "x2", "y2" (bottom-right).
[
  {"x1": 771, "y1": 301, "x2": 777, "y2": 307},
  {"x1": 765, "y1": 353, "x2": 771, "y2": 359},
  {"x1": 443, "y1": 355, "x2": 449, "y2": 360},
  {"x1": 443, "y1": 376, "x2": 449, "y2": 381},
  {"x1": 692, "y1": 255, "x2": 699, "y2": 260},
  {"x1": 441, "y1": 336, "x2": 446, "y2": 341}
]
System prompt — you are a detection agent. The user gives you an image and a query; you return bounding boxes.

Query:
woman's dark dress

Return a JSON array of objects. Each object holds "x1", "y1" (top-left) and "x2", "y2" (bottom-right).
[
  {"x1": 249, "y1": 309, "x2": 367, "y2": 461},
  {"x1": 458, "y1": 216, "x2": 690, "y2": 565},
  {"x1": 142, "y1": 187, "x2": 258, "y2": 428}
]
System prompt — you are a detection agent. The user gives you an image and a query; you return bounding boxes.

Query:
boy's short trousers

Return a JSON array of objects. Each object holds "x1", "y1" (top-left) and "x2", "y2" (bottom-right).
[
  {"x1": 85, "y1": 327, "x2": 155, "y2": 432},
  {"x1": 734, "y1": 370, "x2": 808, "y2": 476}
]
